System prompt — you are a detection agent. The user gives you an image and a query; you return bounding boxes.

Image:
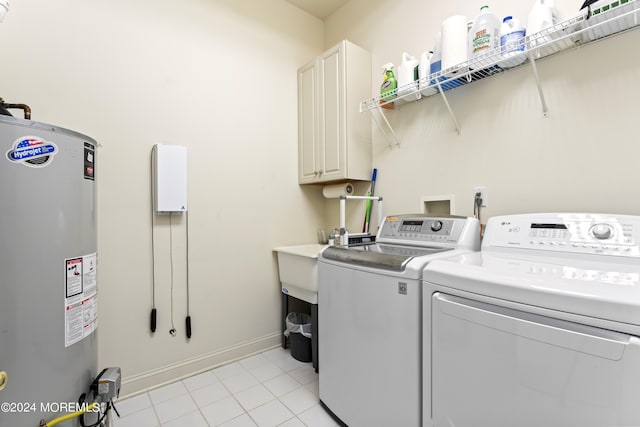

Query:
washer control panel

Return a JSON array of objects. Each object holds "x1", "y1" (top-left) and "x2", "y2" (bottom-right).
[
  {"x1": 484, "y1": 213, "x2": 640, "y2": 257},
  {"x1": 377, "y1": 215, "x2": 470, "y2": 245}
]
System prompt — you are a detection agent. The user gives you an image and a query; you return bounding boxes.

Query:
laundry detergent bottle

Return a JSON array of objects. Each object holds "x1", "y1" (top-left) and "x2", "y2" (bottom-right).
[
  {"x1": 528, "y1": 0, "x2": 558, "y2": 35},
  {"x1": 527, "y1": 0, "x2": 559, "y2": 48},
  {"x1": 397, "y1": 52, "x2": 421, "y2": 101},
  {"x1": 469, "y1": 5, "x2": 501, "y2": 61},
  {"x1": 430, "y1": 31, "x2": 461, "y2": 91},
  {"x1": 380, "y1": 63, "x2": 397, "y2": 109},
  {"x1": 419, "y1": 51, "x2": 437, "y2": 96}
]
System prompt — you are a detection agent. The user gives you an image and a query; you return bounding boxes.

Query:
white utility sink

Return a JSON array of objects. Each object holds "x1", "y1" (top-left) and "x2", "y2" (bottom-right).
[{"x1": 273, "y1": 244, "x2": 328, "y2": 304}]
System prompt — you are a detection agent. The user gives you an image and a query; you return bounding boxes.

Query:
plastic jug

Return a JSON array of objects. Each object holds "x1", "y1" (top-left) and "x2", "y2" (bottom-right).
[
  {"x1": 397, "y1": 52, "x2": 421, "y2": 101},
  {"x1": 528, "y1": 0, "x2": 558, "y2": 35},
  {"x1": 499, "y1": 16, "x2": 526, "y2": 68},
  {"x1": 442, "y1": 15, "x2": 469, "y2": 71},
  {"x1": 527, "y1": 0, "x2": 559, "y2": 48},
  {"x1": 430, "y1": 32, "x2": 462, "y2": 91},
  {"x1": 0, "y1": 0, "x2": 8, "y2": 23},
  {"x1": 430, "y1": 33, "x2": 443, "y2": 86},
  {"x1": 419, "y1": 51, "x2": 437, "y2": 96},
  {"x1": 469, "y1": 5, "x2": 501, "y2": 61},
  {"x1": 380, "y1": 63, "x2": 397, "y2": 109}
]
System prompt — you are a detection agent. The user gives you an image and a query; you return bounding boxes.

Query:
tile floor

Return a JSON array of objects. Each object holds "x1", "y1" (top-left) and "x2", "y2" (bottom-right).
[{"x1": 112, "y1": 347, "x2": 339, "y2": 427}]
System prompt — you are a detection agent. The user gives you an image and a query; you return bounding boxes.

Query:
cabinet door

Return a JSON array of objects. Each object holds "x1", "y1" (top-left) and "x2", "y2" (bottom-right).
[
  {"x1": 298, "y1": 60, "x2": 319, "y2": 183},
  {"x1": 318, "y1": 44, "x2": 346, "y2": 181}
]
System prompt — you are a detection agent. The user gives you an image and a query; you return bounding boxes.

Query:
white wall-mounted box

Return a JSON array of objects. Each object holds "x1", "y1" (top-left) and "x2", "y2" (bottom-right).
[{"x1": 152, "y1": 144, "x2": 187, "y2": 213}]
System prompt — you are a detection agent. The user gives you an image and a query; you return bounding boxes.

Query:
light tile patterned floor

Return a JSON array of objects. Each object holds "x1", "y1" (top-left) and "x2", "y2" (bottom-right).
[{"x1": 113, "y1": 347, "x2": 339, "y2": 427}]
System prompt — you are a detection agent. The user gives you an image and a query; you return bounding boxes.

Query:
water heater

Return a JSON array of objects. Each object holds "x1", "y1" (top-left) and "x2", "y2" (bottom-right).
[{"x1": 0, "y1": 115, "x2": 98, "y2": 426}]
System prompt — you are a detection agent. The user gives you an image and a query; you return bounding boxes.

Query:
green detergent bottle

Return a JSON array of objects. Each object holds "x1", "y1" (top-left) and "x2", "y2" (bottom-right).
[{"x1": 380, "y1": 62, "x2": 397, "y2": 110}]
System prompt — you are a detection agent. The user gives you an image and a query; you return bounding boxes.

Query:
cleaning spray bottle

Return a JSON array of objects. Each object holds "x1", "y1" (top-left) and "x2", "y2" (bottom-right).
[{"x1": 380, "y1": 63, "x2": 397, "y2": 110}]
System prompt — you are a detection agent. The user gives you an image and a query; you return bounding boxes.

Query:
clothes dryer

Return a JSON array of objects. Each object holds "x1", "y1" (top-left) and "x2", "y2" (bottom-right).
[{"x1": 422, "y1": 213, "x2": 640, "y2": 427}]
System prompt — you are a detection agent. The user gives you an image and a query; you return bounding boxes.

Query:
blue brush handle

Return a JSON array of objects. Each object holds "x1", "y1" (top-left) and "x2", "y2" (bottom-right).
[{"x1": 370, "y1": 168, "x2": 378, "y2": 196}]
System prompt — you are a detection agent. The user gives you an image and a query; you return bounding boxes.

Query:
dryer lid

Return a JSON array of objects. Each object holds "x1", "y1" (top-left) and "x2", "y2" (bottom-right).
[{"x1": 423, "y1": 251, "x2": 640, "y2": 331}]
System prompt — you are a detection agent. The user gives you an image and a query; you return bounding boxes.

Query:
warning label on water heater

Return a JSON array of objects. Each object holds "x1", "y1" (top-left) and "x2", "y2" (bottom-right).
[{"x1": 64, "y1": 253, "x2": 98, "y2": 347}]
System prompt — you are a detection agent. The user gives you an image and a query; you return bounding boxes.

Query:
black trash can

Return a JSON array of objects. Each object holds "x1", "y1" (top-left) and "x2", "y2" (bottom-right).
[{"x1": 285, "y1": 312, "x2": 312, "y2": 362}]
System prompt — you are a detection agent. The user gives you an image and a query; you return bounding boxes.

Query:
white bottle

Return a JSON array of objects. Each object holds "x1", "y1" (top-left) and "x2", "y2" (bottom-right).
[
  {"x1": 442, "y1": 15, "x2": 469, "y2": 72},
  {"x1": 430, "y1": 33, "x2": 443, "y2": 86},
  {"x1": 528, "y1": 0, "x2": 558, "y2": 35},
  {"x1": 430, "y1": 32, "x2": 461, "y2": 91},
  {"x1": 419, "y1": 51, "x2": 437, "y2": 96},
  {"x1": 397, "y1": 52, "x2": 421, "y2": 101},
  {"x1": 499, "y1": 16, "x2": 526, "y2": 68},
  {"x1": 527, "y1": 0, "x2": 559, "y2": 48},
  {"x1": 0, "y1": 0, "x2": 9, "y2": 22},
  {"x1": 469, "y1": 5, "x2": 501, "y2": 61}
]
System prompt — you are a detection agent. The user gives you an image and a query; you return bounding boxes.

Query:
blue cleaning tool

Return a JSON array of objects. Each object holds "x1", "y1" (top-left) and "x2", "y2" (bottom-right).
[{"x1": 362, "y1": 168, "x2": 378, "y2": 234}]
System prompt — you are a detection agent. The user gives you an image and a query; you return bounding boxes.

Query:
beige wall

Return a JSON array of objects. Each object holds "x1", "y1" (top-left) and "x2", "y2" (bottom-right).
[
  {"x1": 324, "y1": 0, "x2": 640, "y2": 228},
  {"x1": 0, "y1": 0, "x2": 324, "y2": 395}
]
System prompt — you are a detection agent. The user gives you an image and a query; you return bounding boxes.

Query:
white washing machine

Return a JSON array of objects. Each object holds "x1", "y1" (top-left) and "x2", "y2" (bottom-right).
[
  {"x1": 318, "y1": 215, "x2": 480, "y2": 427},
  {"x1": 422, "y1": 213, "x2": 640, "y2": 427}
]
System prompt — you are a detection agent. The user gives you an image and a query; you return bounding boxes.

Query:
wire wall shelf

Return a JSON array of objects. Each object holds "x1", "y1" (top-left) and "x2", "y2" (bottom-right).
[{"x1": 363, "y1": 0, "x2": 640, "y2": 147}]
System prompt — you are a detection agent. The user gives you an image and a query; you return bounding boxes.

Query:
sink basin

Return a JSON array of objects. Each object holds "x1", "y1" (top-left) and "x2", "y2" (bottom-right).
[{"x1": 273, "y1": 244, "x2": 328, "y2": 304}]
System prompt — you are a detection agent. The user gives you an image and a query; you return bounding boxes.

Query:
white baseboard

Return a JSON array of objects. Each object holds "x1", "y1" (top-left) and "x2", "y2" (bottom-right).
[{"x1": 119, "y1": 332, "x2": 281, "y2": 398}]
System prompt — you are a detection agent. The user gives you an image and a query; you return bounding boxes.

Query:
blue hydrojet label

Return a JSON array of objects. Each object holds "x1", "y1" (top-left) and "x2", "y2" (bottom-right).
[{"x1": 6, "y1": 136, "x2": 58, "y2": 167}]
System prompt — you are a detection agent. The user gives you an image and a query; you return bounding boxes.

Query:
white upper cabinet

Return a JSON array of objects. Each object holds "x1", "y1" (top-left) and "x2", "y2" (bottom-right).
[{"x1": 298, "y1": 40, "x2": 372, "y2": 184}]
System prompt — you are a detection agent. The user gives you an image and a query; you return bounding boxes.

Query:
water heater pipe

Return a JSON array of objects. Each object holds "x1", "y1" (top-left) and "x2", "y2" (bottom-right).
[
  {"x1": 0, "y1": 98, "x2": 31, "y2": 119},
  {"x1": 4, "y1": 103, "x2": 31, "y2": 119}
]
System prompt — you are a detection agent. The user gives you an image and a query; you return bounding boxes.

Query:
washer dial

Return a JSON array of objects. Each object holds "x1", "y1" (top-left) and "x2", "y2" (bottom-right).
[{"x1": 590, "y1": 223, "x2": 613, "y2": 240}]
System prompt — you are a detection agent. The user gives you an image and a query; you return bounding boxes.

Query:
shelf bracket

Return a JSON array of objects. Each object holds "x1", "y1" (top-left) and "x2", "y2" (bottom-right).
[
  {"x1": 370, "y1": 105, "x2": 401, "y2": 148},
  {"x1": 528, "y1": 51, "x2": 549, "y2": 117},
  {"x1": 435, "y1": 80, "x2": 461, "y2": 134}
]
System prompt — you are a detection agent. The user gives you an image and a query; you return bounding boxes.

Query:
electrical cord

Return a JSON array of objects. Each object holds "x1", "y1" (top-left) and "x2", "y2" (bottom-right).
[
  {"x1": 169, "y1": 212, "x2": 177, "y2": 336},
  {"x1": 185, "y1": 210, "x2": 192, "y2": 339},
  {"x1": 150, "y1": 149, "x2": 157, "y2": 333},
  {"x1": 76, "y1": 393, "x2": 118, "y2": 427},
  {"x1": 80, "y1": 403, "x2": 107, "y2": 427}
]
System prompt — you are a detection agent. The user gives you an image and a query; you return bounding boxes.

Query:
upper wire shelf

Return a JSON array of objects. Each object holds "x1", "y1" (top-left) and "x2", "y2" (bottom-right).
[{"x1": 360, "y1": 0, "x2": 640, "y2": 113}]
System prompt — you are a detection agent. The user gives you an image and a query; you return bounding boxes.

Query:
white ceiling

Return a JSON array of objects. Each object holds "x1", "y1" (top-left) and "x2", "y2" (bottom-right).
[{"x1": 285, "y1": 0, "x2": 350, "y2": 19}]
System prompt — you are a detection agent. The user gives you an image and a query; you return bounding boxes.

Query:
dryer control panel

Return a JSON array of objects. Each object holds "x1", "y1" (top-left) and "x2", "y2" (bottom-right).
[{"x1": 484, "y1": 213, "x2": 640, "y2": 258}]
